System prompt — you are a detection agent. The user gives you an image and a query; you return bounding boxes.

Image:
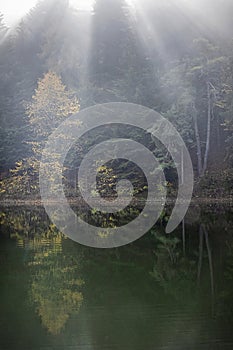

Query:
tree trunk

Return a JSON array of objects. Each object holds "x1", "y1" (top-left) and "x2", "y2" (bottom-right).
[
  {"x1": 203, "y1": 225, "x2": 215, "y2": 316},
  {"x1": 202, "y1": 82, "x2": 212, "y2": 176},
  {"x1": 197, "y1": 225, "x2": 204, "y2": 286},
  {"x1": 192, "y1": 103, "x2": 203, "y2": 176},
  {"x1": 182, "y1": 219, "x2": 186, "y2": 256}
]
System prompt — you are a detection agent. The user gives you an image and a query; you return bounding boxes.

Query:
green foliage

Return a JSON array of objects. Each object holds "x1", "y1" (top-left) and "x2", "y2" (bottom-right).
[
  {"x1": 0, "y1": 0, "x2": 233, "y2": 197},
  {"x1": 196, "y1": 169, "x2": 233, "y2": 197},
  {"x1": 0, "y1": 158, "x2": 39, "y2": 197},
  {"x1": 151, "y1": 233, "x2": 197, "y2": 301}
]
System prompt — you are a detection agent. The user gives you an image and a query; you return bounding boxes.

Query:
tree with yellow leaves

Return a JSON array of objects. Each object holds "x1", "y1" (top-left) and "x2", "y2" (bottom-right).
[
  {"x1": 0, "y1": 71, "x2": 80, "y2": 197},
  {"x1": 26, "y1": 71, "x2": 80, "y2": 141}
]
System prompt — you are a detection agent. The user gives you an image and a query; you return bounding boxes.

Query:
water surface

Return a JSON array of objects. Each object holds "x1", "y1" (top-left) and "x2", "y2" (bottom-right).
[{"x1": 0, "y1": 204, "x2": 233, "y2": 349}]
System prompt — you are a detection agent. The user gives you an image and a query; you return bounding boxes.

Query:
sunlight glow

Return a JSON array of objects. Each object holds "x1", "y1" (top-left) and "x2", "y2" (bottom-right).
[
  {"x1": 125, "y1": 0, "x2": 137, "y2": 7},
  {"x1": 0, "y1": 0, "x2": 141, "y2": 26},
  {"x1": 0, "y1": 0, "x2": 38, "y2": 25},
  {"x1": 70, "y1": 0, "x2": 94, "y2": 12},
  {"x1": 0, "y1": 0, "x2": 95, "y2": 26}
]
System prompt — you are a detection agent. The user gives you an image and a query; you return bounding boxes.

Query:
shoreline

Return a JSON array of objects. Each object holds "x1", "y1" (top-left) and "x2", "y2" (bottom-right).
[{"x1": 0, "y1": 197, "x2": 232, "y2": 207}]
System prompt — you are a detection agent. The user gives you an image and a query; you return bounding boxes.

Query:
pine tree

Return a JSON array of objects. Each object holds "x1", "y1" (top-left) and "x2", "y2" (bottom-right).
[{"x1": 90, "y1": 0, "x2": 132, "y2": 85}]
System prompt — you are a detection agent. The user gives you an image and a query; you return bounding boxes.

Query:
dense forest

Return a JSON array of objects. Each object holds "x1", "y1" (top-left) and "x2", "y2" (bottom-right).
[
  {"x1": 1, "y1": 2, "x2": 233, "y2": 347},
  {"x1": 0, "y1": 0, "x2": 233, "y2": 199}
]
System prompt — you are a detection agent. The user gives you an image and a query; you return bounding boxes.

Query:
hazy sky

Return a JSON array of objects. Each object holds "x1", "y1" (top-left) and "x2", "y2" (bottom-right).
[{"x1": 0, "y1": 0, "x2": 94, "y2": 25}]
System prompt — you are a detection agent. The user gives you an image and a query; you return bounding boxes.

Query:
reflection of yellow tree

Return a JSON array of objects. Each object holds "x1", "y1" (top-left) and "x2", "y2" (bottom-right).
[
  {"x1": 0, "y1": 209, "x2": 60, "y2": 244},
  {"x1": 28, "y1": 227, "x2": 84, "y2": 335},
  {"x1": 1, "y1": 209, "x2": 84, "y2": 334}
]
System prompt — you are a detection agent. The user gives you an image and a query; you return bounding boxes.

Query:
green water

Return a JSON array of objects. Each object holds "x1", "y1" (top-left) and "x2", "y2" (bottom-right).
[{"x1": 0, "y1": 204, "x2": 233, "y2": 350}]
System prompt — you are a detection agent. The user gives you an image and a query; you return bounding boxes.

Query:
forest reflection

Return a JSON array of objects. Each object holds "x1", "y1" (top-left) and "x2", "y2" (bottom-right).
[{"x1": 0, "y1": 205, "x2": 233, "y2": 348}]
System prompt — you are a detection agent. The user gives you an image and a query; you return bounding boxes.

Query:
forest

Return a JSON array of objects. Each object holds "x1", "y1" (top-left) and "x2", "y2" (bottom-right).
[
  {"x1": 1, "y1": 1, "x2": 233, "y2": 348},
  {"x1": 0, "y1": 0, "x2": 233, "y2": 199}
]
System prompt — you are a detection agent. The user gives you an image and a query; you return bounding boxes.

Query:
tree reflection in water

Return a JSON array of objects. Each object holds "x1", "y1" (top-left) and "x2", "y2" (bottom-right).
[
  {"x1": 1, "y1": 208, "x2": 84, "y2": 335},
  {"x1": 1, "y1": 204, "x2": 233, "y2": 348}
]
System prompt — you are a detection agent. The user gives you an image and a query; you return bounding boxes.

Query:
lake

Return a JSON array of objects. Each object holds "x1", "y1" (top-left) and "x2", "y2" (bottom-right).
[{"x1": 0, "y1": 203, "x2": 233, "y2": 349}]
